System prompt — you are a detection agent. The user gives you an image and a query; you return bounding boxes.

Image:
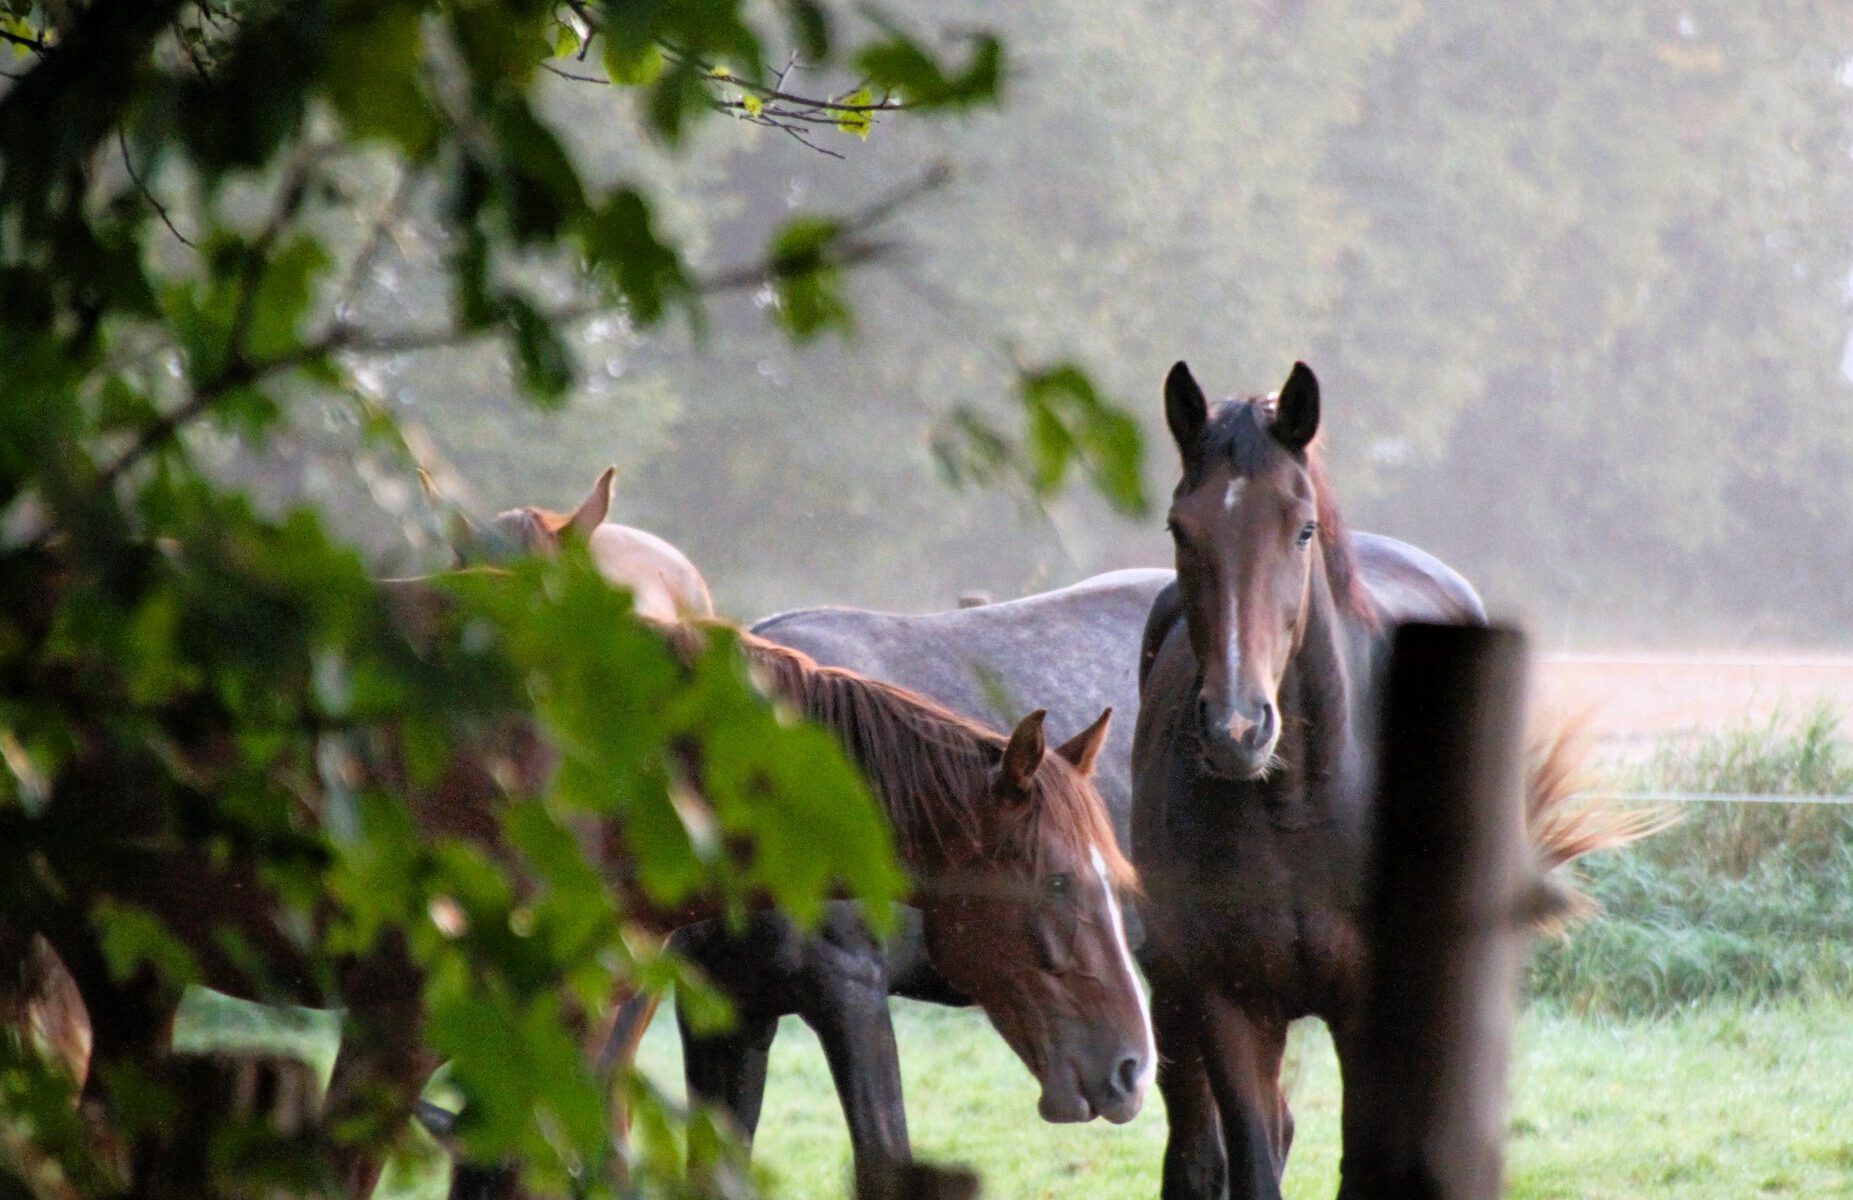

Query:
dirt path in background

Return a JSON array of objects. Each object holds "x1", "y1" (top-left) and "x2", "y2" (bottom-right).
[{"x1": 1534, "y1": 654, "x2": 1853, "y2": 757}]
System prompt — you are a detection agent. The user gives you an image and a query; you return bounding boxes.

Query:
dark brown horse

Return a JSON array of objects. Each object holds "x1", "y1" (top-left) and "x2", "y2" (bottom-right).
[{"x1": 1133, "y1": 360, "x2": 1645, "y2": 1199}]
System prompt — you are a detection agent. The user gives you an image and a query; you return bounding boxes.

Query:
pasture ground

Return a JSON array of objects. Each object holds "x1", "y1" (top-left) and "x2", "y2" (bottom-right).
[
  {"x1": 164, "y1": 684, "x2": 1853, "y2": 1198},
  {"x1": 632, "y1": 995, "x2": 1853, "y2": 1199}
]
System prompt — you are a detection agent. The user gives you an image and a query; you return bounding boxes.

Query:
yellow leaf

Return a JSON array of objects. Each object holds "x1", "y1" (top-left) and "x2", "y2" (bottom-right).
[{"x1": 835, "y1": 86, "x2": 874, "y2": 141}]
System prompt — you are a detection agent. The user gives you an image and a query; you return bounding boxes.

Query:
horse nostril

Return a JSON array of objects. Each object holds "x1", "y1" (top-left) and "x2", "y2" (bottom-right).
[
  {"x1": 1112, "y1": 1053, "x2": 1142, "y2": 1098},
  {"x1": 1250, "y1": 702, "x2": 1276, "y2": 747},
  {"x1": 1196, "y1": 696, "x2": 1214, "y2": 736}
]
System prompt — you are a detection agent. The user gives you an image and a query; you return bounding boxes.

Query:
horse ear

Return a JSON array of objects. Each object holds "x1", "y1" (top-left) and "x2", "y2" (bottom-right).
[
  {"x1": 1271, "y1": 362, "x2": 1320, "y2": 453},
  {"x1": 447, "y1": 504, "x2": 494, "y2": 565},
  {"x1": 1164, "y1": 362, "x2": 1208, "y2": 465},
  {"x1": 1054, "y1": 707, "x2": 1112, "y2": 776},
  {"x1": 565, "y1": 466, "x2": 616, "y2": 538},
  {"x1": 996, "y1": 709, "x2": 1048, "y2": 800}
]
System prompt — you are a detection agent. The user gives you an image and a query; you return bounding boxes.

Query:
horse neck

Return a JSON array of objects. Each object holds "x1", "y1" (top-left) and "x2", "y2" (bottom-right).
[
  {"x1": 736, "y1": 633, "x2": 993, "y2": 877},
  {"x1": 1277, "y1": 563, "x2": 1372, "y2": 819}
]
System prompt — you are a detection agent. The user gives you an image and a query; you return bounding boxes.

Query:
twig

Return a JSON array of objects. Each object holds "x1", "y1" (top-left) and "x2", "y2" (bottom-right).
[
  {"x1": 0, "y1": 27, "x2": 48, "y2": 53},
  {"x1": 171, "y1": 18, "x2": 211, "y2": 81},
  {"x1": 658, "y1": 43, "x2": 911, "y2": 113},
  {"x1": 95, "y1": 149, "x2": 317, "y2": 488},
  {"x1": 332, "y1": 164, "x2": 417, "y2": 320},
  {"x1": 117, "y1": 126, "x2": 196, "y2": 248},
  {"x1": 541, "y1": 61, "x2": 606, "y2": 84},
  {"x1": 223, "y1": 152, "x2": 314, "y2": 362},
  {"x1": 776, "y1": 124, "x2": 845, "y2": 160}
]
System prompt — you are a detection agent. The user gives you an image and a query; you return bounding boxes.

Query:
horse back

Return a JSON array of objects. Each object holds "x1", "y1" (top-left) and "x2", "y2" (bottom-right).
[
  {"x1": 589, "y1": 523, "x2": 714, "y2": 623},
  {"x1": 1351, "y1": 532, "x2": 1486, "y2": 626},
  {"x1": 751, "y1": 569, "x2": 1172, "y2": 846}
]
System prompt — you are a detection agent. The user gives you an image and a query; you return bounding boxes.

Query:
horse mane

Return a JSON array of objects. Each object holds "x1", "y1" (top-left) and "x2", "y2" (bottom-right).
[
  {"x1": 1197, "y1": 398, "x2": 1377, "y2": 626},
  {"x1": 669, "y1": 621, "x2": 1137, "y2": 890}
]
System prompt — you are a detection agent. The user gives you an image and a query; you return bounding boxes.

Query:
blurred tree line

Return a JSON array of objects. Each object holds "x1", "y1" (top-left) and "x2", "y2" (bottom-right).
[{"x1": 291, "y1": 0, "x2": 1851, "y2": 644}]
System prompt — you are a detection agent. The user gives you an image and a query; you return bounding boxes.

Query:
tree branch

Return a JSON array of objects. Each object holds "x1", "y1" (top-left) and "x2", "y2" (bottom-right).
[
  {"x1": 0, "y1": 27, "x2": 48, "y2": 53},
  {"x1": 117, "y1": 125, "x2": 196, "y2": 248}
]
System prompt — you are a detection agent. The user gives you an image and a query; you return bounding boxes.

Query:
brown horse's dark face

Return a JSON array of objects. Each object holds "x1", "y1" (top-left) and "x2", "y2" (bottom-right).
[
  {"x1": 1163, "y1": 361, "x2": 1323, "y2": 779},
  {"x1": 919, "y1": 710, "x2": 1155, "y2": 1125}
]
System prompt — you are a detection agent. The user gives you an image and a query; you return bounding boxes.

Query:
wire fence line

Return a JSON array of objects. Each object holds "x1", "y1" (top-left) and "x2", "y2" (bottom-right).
[
  {"x1": 1539, "y1": 653, "x2": 1853, "y2": 669},
  {"x1": 1583, "y1": 791, "x2": 1853, "y2": 807}
]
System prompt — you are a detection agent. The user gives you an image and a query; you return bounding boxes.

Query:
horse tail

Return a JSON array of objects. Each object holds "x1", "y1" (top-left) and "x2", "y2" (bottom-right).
[
  {"x1": 1522, "y1": 713, "x2": 1676, "y2": 932},
  {"x1": 596, "y1": 987, "x2": 663, "y2": 1140},
  {"x1": 13, "y1": 936, "x2": 93, "y2": 1089}
]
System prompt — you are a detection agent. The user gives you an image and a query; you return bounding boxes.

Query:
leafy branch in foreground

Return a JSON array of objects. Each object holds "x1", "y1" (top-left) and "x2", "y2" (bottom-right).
[{"x1": 0, "y1": 1, "x2": 1106, "y2": 1198}]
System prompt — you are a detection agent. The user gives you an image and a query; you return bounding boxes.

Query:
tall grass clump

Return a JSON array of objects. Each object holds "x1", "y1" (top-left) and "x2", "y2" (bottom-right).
[{"x1": 1530, "y1": 707, "x2": 1853, "y2": 1017}]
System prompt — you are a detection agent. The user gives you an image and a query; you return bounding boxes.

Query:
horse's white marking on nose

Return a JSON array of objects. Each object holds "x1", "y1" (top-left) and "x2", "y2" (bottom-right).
[
  {"x1": 1222, "y1": 480, "x2": 1242, "y2": 512},
  {"x1": 1090, "y1": 845, "x2": 1156, "y2": 1093}
]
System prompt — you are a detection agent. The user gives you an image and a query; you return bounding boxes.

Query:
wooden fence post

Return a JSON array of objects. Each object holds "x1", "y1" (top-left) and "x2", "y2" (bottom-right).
[{"x1": 1339, "y1": 622, "x2": 1532, "y2": 1200}]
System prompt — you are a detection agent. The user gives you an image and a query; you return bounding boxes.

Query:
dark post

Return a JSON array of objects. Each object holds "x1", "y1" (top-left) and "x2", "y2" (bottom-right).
[{"x1": 1339, "y1": 622, "x2": 1532, "y2": 1200}]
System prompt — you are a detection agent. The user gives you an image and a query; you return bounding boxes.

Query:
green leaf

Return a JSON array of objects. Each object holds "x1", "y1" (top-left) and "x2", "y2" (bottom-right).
[
  {"x1": 93, "y1": 901, "x2": 204, "y2": 988},
  {"x1": 786, "y1": 0, "x2": 830, "y2": 61},
  {"x1": 855, "y1": 31, "x2": 1003, "y2": 109},
  {"x1": 1020, "y1": 364, "x2": 1148, "y2": 515},
  {"x1": 645, "y1": 57, "x2": 708, "y2": 143},
  {"x1": 502, "y1": 294, "x2": 574, "y2": 405},
  {"x1": 551, "y1": 21, "x2": 581, "y2": 61},
  {"x1": 769, "y1": 218, "x2": 851, "y2": 341},
  {"x1": 245, "y1": 236, "x2": 331, "y2": 361},
  {"x1": 324, "y1": 2, "x2": 437, "y2": 156},
  {"x1": 599, "y1": 33, "x2": 663, "y2": 86},
  {"x1": 581, "y1": 188, "x2": 691, "y2": 325},
  {"x1": 489, "y1": 98, "x2": 587, "y2": 243}
]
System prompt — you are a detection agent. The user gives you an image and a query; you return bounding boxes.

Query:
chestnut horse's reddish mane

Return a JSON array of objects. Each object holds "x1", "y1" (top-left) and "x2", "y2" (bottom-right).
[
  {"x1": 1193, "y1": 397, "x2": 1376, "y2": 626},
  {"x1": 694, "y1": 624, "x2": 1137, "y2": 890}
]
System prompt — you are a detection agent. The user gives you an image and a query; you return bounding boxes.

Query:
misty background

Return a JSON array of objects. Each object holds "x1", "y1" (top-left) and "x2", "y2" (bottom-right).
[{"x1": 232, "y1": 1, "x2": 1853, "y2": 648}]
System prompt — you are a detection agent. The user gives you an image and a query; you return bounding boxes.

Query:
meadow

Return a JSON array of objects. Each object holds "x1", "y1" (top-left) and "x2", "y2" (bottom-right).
[
  {"x1": 632, "y1": 995, "x2": 1853, "y2": 1200},
  {"x1": 173, "y1": 711, "x2": 1853, "y2": 1198}
]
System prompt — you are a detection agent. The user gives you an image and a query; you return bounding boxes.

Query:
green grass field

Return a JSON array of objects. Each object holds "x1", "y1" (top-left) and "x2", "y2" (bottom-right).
[
  {"x1": 629, "y1": 995, "x2": 1853, "y2": 1199},
  {"x1": 627, "y1": 710, "x2": 1853, "y2": 1198},
  {"x1": 159, "y1": 712, "x2": 1853, "y2": 1198}
]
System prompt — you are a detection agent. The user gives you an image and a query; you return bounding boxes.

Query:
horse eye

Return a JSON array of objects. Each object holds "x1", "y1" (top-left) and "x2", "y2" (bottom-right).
[
  {"x1": 1296, "y1": 521, "x2": 1318, "y2": 548},
  {"x1": 1046, "y1": 873, "x2": 1072, "y2": 899}
]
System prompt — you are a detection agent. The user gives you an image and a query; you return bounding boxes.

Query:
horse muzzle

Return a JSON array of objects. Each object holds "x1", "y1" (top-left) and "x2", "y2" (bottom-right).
[
  {"x1": 1196, "y1": 693, "x2": 1279, "y2": 779},
  {"x1": 1036, "y1": 1043, "x2": 1150, "y2": 1125}
]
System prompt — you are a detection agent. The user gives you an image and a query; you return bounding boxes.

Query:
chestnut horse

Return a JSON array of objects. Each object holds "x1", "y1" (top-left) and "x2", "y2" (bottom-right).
[
  {"x1": 6, "y1": 580, "x2": 1151, "y2": 1195},
  {"x1": 1134, "y1": 361, "x2": 1650, "y2": 1199},
  {"x1": 643, "y1": 540, "x2": 1486, "y2": 1183}
]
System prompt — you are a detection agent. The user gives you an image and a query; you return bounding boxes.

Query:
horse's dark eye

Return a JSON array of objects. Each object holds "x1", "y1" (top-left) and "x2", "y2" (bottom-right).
[
  {"x1": 1046, "y1": 873, "x2": 1072, "y2": 899},
  {"x1": 1296, "y1": 521, "x2": 1318, "y2": 548}
]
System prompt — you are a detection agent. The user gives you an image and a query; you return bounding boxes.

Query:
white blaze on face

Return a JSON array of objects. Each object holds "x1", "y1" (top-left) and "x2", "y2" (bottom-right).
[
  {"x1": 1223, "y1": 479, "x2": 1244, "y2": 512},
  {"x1": 1089, "y1": 844, "x2": 1157, "y2": 1094}
]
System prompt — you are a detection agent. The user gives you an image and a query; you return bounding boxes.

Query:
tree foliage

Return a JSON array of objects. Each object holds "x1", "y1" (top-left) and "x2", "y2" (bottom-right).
[{"x1": 0, "y1": 0, "x2": 1117, "y2": 1196}]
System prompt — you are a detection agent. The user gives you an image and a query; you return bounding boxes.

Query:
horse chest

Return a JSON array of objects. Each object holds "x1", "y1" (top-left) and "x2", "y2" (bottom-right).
[{"x1": 1146, "y1": 820, "x2": 1362, "y2": 1016}]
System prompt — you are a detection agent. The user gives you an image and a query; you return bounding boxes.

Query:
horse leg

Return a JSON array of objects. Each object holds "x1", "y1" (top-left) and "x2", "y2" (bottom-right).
[
  {"x1": 1150, "y1": 975, "x2": 1226, "y2": 1200},
  {"x1": 679, "y1": 998, "x2": 780, "y2": 1146},
  {"x1": 1329, "y1": 1016, "x2": 1375, "y2": 1200},
  {"x1": 797, "y1": 974, "x2": 909, "y2": 1196},
  {"x1": 1200, "y1": 998, "x2": 1290, "y2": 1200}
]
